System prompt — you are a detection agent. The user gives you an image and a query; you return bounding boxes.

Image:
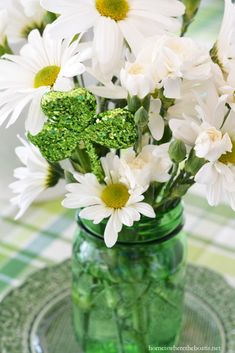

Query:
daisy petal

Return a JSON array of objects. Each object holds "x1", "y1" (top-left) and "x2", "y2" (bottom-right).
[
  {"x1": 104, "y1": 211, "x2": 122, "y2": 248},
  {"x1": 79, "y1": 205, "x2": 111, "y2": 222},
  {"x1": 118, "y1": 18, "x2": 144, "y2": 56},
  {"x1": 134, "y1": 202, "x2": 155, "y2": 218},
  {"x1": 93, "y1": 17, "x2": 123, "y2": 77},
  {"x1": 25, "y1": 92, "x2": 46, "y2": 134},
  {"x1": 148, "y1": 112, "x2": 165, "y2": 141},
  {"x1": 195, "y1": 163, "x2": 218, "y2": 185}
]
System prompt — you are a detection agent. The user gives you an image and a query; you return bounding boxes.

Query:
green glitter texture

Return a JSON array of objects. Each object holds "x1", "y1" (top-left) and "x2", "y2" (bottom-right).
[
  {"x1": 85, "y1": 109, "x2": 137, "y2": 149},
  {"x1": 29, "y1": 125, "x2": 79, "y2": 162},
  {"x1": 41, "y1": 88, "x2": 97, "y2": 133},
  {"x1": 29, "y1": 89, "x2": 137, "y2": 179}
]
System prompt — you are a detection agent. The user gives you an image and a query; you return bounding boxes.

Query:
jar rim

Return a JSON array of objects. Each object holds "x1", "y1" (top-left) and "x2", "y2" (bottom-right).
[
  {"x1": 77, "y1": 216, "x2": 184, "y2": 246},
  {"x1": 76, "y1": 201, "x2": 184, "y2": 247}
]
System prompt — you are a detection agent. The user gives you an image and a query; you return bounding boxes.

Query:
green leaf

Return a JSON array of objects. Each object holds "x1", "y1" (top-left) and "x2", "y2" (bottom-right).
[
  {"x1": 185, "y1": 149, "x2": 206, "y2": 175},
  {"x1": 172, "y1": 183, "x2": 193, "y2": 198}
]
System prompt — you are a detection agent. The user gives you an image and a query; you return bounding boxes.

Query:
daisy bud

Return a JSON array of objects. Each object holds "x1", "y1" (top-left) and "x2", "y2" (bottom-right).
[
  {"x1": 181, "y1": 0, "x2": 201, "y2": 35},
  {"x1": 182, "y1": 0, "x2": 201, "y2": 17},
  {"x1": 169, "y1": 140, "x2": 187, "y2": 163},
  {"x1": 127, "y1": 95, "x2": 142, "y2": 113},
  {"x1": 134, "y1": 107, "x2": 149, "y2": 129}
]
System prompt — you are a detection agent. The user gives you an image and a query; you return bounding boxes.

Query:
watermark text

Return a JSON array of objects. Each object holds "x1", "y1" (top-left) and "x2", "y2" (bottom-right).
[{"x1": 148, "y1": 345, "x2": 221, "y2": 351}]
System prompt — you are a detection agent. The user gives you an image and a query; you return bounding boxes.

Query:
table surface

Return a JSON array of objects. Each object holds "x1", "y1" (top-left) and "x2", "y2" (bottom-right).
[{"x1": 1, "y1": 0, "x2": 235, "y2": 301}]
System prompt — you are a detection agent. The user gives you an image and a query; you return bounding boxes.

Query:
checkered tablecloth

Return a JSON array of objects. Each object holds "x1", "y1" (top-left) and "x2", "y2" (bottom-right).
[{"x1": 1, "y1": 0, "x2": 234, "y2": 300}]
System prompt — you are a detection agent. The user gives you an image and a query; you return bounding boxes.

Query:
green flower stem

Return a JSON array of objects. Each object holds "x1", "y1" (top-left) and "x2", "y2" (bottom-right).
[
  {"x1": 154, "y1": 170, "x2": 194, "y2": 211},
  {"x1": 132, "y1": 300, "x2": 149, "y2": 353},
  {"x1": 80, "y1": 74, "x2": 85, "y2": 88},
  {"x1": 144, "y1": 183, "x2": 156, "y2": 206},
  {"x1": 113, "y1": 308, "x2": 126, "y2": 353},
  {"x1": 135, "y1": 126, "x2": 143, "y2": 155},
  {"x1": 162, "y1": 163, "x2": 180, "y2": 197},
  {"x1": 81, "y1": 311, "x2": 90, "y2": 351},
  {"x1": 154, "y1": 287, "x2": 178, "y2": 309},
  {"x1": 154, "y1": 182, "x2": 167, "y2": 203},
  {"x1": 71, "y1": 147, "x2": 91, "y2": 174},
  {"x1": 97, "y1": 96, "x2": 109, "y2": 114}
]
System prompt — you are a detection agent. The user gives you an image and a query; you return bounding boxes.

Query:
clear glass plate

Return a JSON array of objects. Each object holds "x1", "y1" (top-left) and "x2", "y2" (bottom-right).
[{"x1": 0, "y1": 261, "x2": 234, "y2": 353}]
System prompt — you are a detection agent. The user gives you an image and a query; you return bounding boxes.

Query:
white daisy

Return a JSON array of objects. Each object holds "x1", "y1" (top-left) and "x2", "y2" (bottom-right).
[
  {"x1": 9, "y1": 136, "x2": 61, "y2": 219},
  {"x1": 169, "y1": 85, "x2": 233, "y2": 161},
  {"x1": 193, "y1": 100, "x2": 235, "y2": 210},
  {"x1": 62, "y1": 152, "x2": 155, "y2": 248},
  {"x1": 120, "y1": 34, "x2": 211, "y2": 99},
  {"x1": 1, "y1": 0, "x2": 46, "y2": 43},
  {"x1": 167, "y1": 81, "x2": 208, "y2": 121},
  {"x1": 153, "y1": 35, "x2": 211, "y2": 99},
  {"x1": 122, "y1": 144, "x2": 172, "y2": 188},
  {"x1": 169, "y1": 83, "x2": 235, "y2": 210},
  {"x1": 40, "y1": 0, "x2": 185, "y2": 78},
  {"x1": 0, "y1": 28, "x2": 90, "y2": 134}
]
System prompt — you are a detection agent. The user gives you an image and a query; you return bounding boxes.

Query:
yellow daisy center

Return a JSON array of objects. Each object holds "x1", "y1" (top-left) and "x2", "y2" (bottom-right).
[
  {"x1": 96, "y1": 0, "x2": 129, "y2": 21},
  {"x1": 34, "y1": 65, "x2": 61, "y2": 88},
  {"x1": 219, "y1": 140, "x2": 235, "y2": 164},
  {"x1": 101, "y1": 183, "x2": 130, "y2": 209}
]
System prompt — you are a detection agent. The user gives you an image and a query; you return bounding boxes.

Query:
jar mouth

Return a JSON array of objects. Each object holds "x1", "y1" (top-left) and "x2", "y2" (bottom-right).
[
  {"x1": 76, "y1": 201, "x2": 184, "y2": 246},
  {"x1": 77, "y1": 216, "x2": 184, "y2": 246}
]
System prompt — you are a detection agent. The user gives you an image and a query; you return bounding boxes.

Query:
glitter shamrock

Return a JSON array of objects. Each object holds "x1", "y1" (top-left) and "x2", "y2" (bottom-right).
[{"x1": 29, "y1": 88, "x2": 137, "y2": 180}]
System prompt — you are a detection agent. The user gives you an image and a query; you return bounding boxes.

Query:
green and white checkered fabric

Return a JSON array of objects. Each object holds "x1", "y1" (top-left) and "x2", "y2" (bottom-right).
[
  {"x1": 0, "y1": 198, "x2": 76, "y2": 299},
  {"x1": 1, "y1": 0, "x2": 234, "y2": 300}
]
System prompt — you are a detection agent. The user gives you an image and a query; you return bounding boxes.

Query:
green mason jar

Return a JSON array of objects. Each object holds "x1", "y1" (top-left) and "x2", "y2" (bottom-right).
[{"x1": 72, "y1": 202, "x2": 187, "y2": 353}]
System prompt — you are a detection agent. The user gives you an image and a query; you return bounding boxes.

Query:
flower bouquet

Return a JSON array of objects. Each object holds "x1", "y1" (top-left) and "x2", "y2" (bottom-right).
[{"x1": 1, "y1": 0, "x2": 235, "y2": 351}]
